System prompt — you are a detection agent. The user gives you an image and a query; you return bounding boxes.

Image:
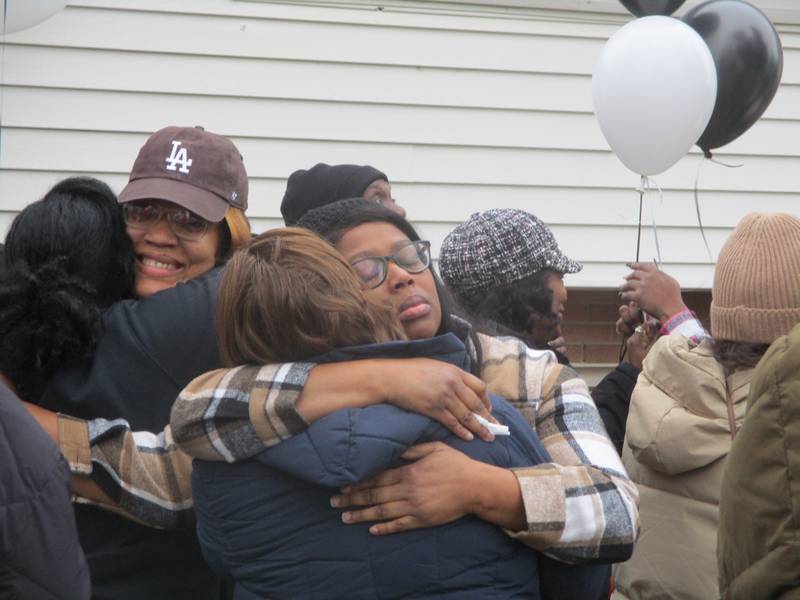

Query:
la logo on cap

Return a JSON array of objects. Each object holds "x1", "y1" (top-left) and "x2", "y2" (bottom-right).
[{"x1": 165, "y1": 140, "x2": 192, "y2": 174}]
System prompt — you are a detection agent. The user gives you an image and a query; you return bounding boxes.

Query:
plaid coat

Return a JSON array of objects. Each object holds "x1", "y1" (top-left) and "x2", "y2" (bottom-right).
[{"x1": 61, "y1": 326, "x2": 639, "y2": 563}]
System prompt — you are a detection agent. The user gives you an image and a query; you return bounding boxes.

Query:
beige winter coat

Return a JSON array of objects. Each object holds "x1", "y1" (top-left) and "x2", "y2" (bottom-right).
[{"x1": 612, "y1": 335, "x2": 751, "y2": 600}]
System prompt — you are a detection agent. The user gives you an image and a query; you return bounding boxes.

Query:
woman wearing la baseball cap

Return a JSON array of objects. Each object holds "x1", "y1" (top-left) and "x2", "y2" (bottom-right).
[{"x1": 118, "y1": 125, "x2": 251, "y2": 297}]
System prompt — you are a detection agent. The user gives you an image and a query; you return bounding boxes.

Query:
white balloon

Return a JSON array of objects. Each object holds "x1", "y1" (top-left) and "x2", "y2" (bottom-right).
[
  {"x1": 0, "y1": 0, "x2": 67, "y2": 35},
  {"x1": 592, "y1": 16, "x2": 717, "y2": 176}
]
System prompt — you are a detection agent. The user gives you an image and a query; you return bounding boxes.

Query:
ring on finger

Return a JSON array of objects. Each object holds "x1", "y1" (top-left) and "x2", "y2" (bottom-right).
[{"x1": 634, "y1": 325, "x2": 645, "y2": 335}]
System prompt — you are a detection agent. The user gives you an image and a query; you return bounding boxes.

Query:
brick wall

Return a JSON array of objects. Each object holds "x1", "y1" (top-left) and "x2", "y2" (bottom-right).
[{"x1": 562, "y1": 289, "x2": 712, "y2": 365}]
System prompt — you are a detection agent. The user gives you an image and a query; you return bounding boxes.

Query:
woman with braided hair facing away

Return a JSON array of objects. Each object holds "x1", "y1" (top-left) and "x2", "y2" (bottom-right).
[{"x1": 0, "y1": 176, "x2": 127, "y2": 600}]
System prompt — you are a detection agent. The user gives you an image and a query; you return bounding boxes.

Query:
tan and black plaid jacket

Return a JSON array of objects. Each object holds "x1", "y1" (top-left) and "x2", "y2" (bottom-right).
[{"x1": 61, "y1": 331, "x2": 638, "y2": 562}]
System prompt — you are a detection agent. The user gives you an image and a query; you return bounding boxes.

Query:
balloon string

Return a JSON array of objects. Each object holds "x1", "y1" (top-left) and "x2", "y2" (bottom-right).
[
  {"x1": 643, "y1": 176, "x2": 663, "y2": 266},
  {"x1": 620, "y1": 176, "x2": 647, "y2": 364},
  {"x1": 635, "y1": 175, "x2": 645, "y2": 262},
  {"x1": 692, "y1": 158, "x2": 714, "y2": 262},
  {"x1": 708, "y1": 156, "x2": 744, "y2": 168}
]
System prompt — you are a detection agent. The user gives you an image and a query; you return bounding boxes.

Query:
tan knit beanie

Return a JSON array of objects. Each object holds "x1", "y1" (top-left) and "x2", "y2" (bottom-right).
[{"x1": 711, "y1": 213, "x2": 800, "y2": 344}]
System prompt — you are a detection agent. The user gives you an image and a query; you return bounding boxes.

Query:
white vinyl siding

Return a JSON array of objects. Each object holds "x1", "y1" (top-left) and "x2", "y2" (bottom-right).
[{"x1": 1, "y1": 0, "x2": 798, "y2": 289}]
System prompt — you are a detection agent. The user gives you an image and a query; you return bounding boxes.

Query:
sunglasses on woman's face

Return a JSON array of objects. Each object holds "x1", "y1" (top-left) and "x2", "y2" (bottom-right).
[
  {"x1": 122, "y1": 201, "x2": 209, "y2": 241},
  {"x1": 350, "y1": 240, "x2": 432, "y2": 289}
]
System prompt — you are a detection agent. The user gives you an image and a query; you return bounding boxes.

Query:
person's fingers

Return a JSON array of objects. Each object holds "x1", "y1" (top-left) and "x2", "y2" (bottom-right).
[
  {"x1": 339, "y1": 466, "x2": 405, "y2": 494},
  {"x1": 619, "y1": 278, "x2": 641, "y2": 292},
  {"x1": 461, "y1": 372, "x2": 489, "y2": 411},
  {"x1": 618, "y1": 286, "x2": 638, "y2": 305},
  {"x1": 434, "y1": 407, "x2": 474, "y2": 442},
  {"x1": 617, "y1": 318, "x2": 635, "y2": 335},
  {"x1": 332, "y1": 480, "x2": 406, "y2": 508},
  {"x1": 626, "y1": 262, "x2": 657, "y2": 272},
  {"x1": 401, "y1": 441, "x2": 447, "y2": 461},
  {"x1": 628, "y1": 305, "x2": 644, "y2": 324},
  {"x1": 616, "y1": 317, "x2": 633, "y2": 337},
  {"x1": 619, "y1": 302, "x2": 640, "y2": 320},
  {"x1": 400, "y1": 442, "x2": 449, "y2": 460},
  {"x1": 340, "y1": 500, "x2": 411, "y2": 525},
  {"x1": 369, "y1": 515, "x2": 421, "y2": 536},
  {"x1": 450, "y1": 385, "x2": 493, "y2": 442},
  {"x1": 458, "y1": 372, "x2": 494, "y2": 421},
  {"x1": 480, "y1": 389, "x2": 492, "y2": 415},
  {"x1": 454, "y1": 378, "x2": 491, "y2": 420}
]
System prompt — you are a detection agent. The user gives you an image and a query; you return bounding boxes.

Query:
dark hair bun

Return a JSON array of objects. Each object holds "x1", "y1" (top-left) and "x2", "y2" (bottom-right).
[{"x1": 0, "y1": 257, "x2": 102, "y2": 401}]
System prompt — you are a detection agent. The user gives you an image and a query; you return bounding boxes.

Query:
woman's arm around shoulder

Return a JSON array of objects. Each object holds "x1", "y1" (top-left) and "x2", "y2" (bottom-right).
[
  {"x1": 171, "y1": 358, "x2": 493, "y2": 462},
  {"x1": 26, "y1": 402, "x2": 197, "y2": 529}
]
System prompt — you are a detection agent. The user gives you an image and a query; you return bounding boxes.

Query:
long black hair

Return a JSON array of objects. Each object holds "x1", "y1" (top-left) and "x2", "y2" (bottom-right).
[
  {"x1": 0, "y1": 177, "x2": 135, "y2": 400},
  {"x1": 465, "y1": 270, "x2": 557, "y2": 345},
  {"x1": 297, "y1": 200, "x2": 480, "y2": 370}
]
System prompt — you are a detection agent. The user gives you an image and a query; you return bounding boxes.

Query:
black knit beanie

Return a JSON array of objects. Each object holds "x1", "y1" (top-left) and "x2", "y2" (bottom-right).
[
  {"x1": 295, "y1": 198, "x2": 367, "y2": 237},
  {"x1": 280, "y1": 163, "x2": 388, "y2": 226}
]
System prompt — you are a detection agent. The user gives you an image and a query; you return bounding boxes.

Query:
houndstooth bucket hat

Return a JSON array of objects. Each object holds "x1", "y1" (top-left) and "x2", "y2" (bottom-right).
[{"x1": 439, "y1": 208, "x2": 582, "y2": 302}]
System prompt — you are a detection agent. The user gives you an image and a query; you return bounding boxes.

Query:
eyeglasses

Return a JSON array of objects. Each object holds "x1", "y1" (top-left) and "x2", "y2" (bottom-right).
[
  {"x1": 350, "y1": 240, "x2": 431, "y2": 289},
  {"x1": 123, "y1": 201, "x2": 210, "y2": 241}
]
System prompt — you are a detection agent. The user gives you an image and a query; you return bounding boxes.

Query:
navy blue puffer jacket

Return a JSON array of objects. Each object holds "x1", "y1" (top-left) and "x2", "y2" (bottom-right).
[{"x1": 193, "y1": 334, "x2": 606, "y2": 599}]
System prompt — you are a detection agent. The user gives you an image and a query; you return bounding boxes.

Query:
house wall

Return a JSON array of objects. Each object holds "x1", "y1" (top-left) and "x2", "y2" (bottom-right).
[{"x1": 0, "y1": 0, "x2": 797, "y2": 369}]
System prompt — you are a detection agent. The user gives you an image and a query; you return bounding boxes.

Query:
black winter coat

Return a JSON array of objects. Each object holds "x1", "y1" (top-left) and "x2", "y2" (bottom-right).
[{"x1": 0, "y1": 383, "x2": 91, "y2": 600}]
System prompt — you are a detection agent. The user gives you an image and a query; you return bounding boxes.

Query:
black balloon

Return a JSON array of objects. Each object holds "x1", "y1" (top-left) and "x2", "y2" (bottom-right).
[
  {"x1": 619, "y1": 0, "x2": 685, "y2": 17},
  {"x1": 683, "y1": 0, "x2": 783, "y2": 155}
]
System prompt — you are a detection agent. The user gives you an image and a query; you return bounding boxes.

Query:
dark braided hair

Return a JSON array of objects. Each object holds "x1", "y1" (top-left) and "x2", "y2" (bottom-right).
[{"x1": 0, "y1": 177, "x2": 135, "y2": 400}]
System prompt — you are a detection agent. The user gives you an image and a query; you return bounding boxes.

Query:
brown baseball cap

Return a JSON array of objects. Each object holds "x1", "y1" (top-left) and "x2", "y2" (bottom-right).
[{"x1": 118, "y1": 126, "x2": 248, "y2": 223}]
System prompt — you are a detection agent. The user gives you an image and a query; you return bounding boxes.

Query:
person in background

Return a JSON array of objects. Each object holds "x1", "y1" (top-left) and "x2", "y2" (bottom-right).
[
  {"x1": 438, "y1": 208, "x2": 657, "y2": 454},
  {"x1": 612, "y1": 213, "x2": 800, "y2": 600},
  {"x1": 280, "y1": 162, "x2": 406, "y2": 224},
  {"x1": 439, "y1": 209, "x2": 580, "y2": 357}
]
